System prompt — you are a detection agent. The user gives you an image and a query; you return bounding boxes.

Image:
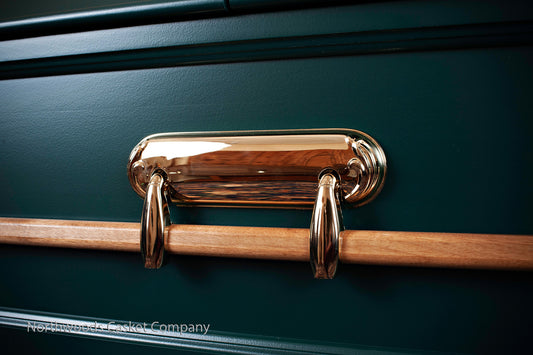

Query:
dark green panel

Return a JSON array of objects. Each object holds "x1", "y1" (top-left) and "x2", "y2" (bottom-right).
[
  {"x1": 1, "y1": 1, "x2": 533, "y2": 354},
  {"x1": 1, "y1": 48, "x2": 532, "y2": 234},
  {"x1": 0, "y1": 0, "x2": 167, "y2": 21},
  {"x1": 1, "y1": 47, "x2": 533, "y2": 354},
  {"x1": 1, "y1": 244, "x2": 532, "y2": 354},
  {"x1": 3, "y1": 0, "x2": 533, "y2": 45},
  {"x1": 4, "y1": 21, "x2": 533, "y2": 80},
  {"x1": 3, "y1": 2, "x2": 533, "y2": 63},
  {"x1": 228, "y1": 0, "x2": 328, "y2": 11},
  {"x1": 0, "y1": 0, "x2": 227, "y2": 40},
  {"x1": 2, "y1": 326, "x2": 200, "y2": 355}
]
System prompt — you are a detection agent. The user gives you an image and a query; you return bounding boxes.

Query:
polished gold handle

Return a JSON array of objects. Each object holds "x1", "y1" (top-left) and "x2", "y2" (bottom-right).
[
  {"x1": 130, "y1": 129, "x2": 387, "y2": 276},
  {"x1": 128, "y1": 129, "x2": 387, "y2": 208},
  {"x1": 140, "y1": 171, "x2": 170, "y2": 269}
]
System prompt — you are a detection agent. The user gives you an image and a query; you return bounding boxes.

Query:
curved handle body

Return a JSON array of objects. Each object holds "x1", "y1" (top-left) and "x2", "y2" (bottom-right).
[
  {"x1": 310, "y1": 173, "x2": 343, "y2": 279},
  {"x1": 128, "y1": 129, "x2": 386, "y2": 208}
]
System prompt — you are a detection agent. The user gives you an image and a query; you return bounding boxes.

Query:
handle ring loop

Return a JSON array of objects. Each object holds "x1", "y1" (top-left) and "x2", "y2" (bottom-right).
[
  {"x1": 141, "y1": 171, "x2": 170, "y2": 269},
  {"x1": 310, "y1": 173, "x2": 343, "y2": 279}
]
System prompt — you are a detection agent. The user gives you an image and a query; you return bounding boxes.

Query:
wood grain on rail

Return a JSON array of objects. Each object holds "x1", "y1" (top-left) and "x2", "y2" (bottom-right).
[
  {"x1": 0, "y1": 218, "x2": 140, "y2": 251},
  {"x1": 0, "y1": 217, "x2": 532, "y2": 270}
]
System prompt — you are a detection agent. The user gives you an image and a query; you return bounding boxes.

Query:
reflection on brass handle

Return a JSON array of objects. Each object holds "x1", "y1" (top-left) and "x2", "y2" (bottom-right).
[
  {"x1": 310, "y1": 173, "x2": 343, "y2": 279},
  {"x1": 140, "y1": 171, "x2": 170, "y2": 269},
  {"x1": 129, "y1": 129, "x2": 387, "y2": 276}
]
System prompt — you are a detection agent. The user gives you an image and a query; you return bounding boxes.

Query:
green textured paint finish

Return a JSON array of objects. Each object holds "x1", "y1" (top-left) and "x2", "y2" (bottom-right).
[
  {"x1": 0, "y1": 0, "x2": 228, "y2": 40},
  {"x1": 2, "y1": 48, "x2": 533, "y2": 354},
  {"x1": 1, "y1": 245, "x2": 532, "y2": 354},
  {"x1": 228, "y1": 0, "x2": 329, "y2": 11},
  {"x1": 3, "y1": 1, "x2": 533, "y2": 62},
  {"x1": 1, "y1": 327, "x2": 201, "y2": 355},
  {"x1": 2, "y1": 48, "x2": 533, "y2": 234},
  {"x1": 0, "y1": 1, "x2": 178, "y2": 21},
  {"x1": 1, "y1": 2, "x2": 533, "y2": 354},
  {"x1": 3, "y1": 21, "x2": 533, "y2": 80}
]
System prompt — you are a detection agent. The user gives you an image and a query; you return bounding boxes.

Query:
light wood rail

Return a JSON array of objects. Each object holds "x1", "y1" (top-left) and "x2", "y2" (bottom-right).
[{"x1": 0, "y1": 217, "x2": 532, "y2": 270}]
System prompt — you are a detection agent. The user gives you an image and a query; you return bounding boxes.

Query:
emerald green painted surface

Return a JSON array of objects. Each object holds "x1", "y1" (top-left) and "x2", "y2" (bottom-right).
[
  {"x1": 0, "y1": 0, "x2": 225, "y2": 23},
  {"x1": 3, "y1": 0, "x2": 533, "y2": 42},
  {"x1": 4, "y1": 21, "x2": 533, "y2": 80},
  {"x1": 2, "y1": 48, "x2": 533, "y2": 234},
  {"x1": 1, "y1": 1, "x2": 533, "y2": 354},
  {"x1": 2, "y1": 327, "x2": 199, "y2": 355},
  {"x1": 0, "y1": 0, "x2": 171, "y2": 21}
]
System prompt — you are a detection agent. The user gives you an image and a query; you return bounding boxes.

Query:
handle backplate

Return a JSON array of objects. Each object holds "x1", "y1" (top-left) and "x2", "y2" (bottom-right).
[{"x1": 128, "y1": 129, "x2": 386, "y2": 208}]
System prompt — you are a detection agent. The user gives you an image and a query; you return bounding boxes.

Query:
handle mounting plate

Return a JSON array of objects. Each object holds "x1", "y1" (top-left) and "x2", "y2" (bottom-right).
[{"x1": 128, "y1": 129, "x2": 386, "y2": 208}]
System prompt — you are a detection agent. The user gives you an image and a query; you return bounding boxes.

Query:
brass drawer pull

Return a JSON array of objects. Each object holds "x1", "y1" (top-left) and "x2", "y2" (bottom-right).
[{"x1": 128, "y1": 129, "x2": 387, "y2": 277}]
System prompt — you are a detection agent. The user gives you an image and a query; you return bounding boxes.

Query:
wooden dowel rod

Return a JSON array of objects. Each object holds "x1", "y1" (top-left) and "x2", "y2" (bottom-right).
[{"x1": 0, "y1": 217, "x2": 532, "y2": 270}]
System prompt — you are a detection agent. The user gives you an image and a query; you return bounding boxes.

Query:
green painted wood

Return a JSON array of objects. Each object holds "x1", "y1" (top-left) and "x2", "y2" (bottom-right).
[
  {"x1": 1, "y1": 1, "x2": 533, "y2": 354},
  {"x1": 2, "y1": 21, "x2": 533, "y2": 80},
  {"x1": 2, "y1": 0, "x2": 533, "y2": 41},
  {"x1": 3, "y1": 1, "x2": 533, "y2": 63},
  {"x1": 2, "y1": 48, "x2": 533, "y2": 235},
  {"x1": 1, "y1": 307, "x2": 421, "y2": 354},
  {"x1": 0, "y1": 1, "x2": 183, "y2": 22},
  {"x1": 0, "y1": 0, "x2": 228, "y2": 40},
  {"x1": 1, "y1": 327, "x2": 199, "y2": 355},
  {"x1": 228, "y1": 0, "x2": 331, "y2": 12}
]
